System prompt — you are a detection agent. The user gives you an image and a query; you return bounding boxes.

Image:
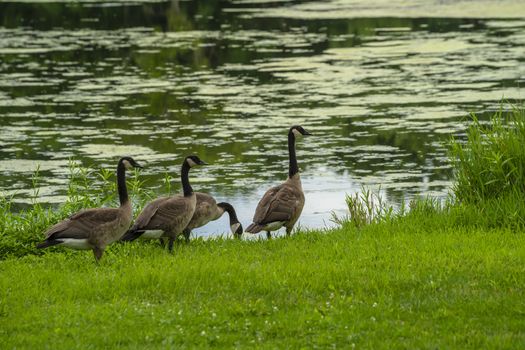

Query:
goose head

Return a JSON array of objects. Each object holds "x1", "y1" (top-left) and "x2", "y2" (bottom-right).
[
  {"x1": 120, "y1": 157, "x2": 143, "y2": 170},
  {"x1": 290, "y1": 125, "x2": 312, "y2": 138},
  {"x1": 231, "y1": 222, "x2": 243, "y2": 237},
  {"x1": 185, "y1": 155, "x2": 208, "y2": 168}
]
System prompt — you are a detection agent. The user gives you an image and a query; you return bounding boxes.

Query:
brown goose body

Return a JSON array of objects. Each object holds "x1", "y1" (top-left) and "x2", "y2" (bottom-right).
[
  {"x1": 245, "y1": 174, "x2": 304, "y2": 235},
  {"x1": 36, "y1": 157, "x2": 141, "y2": 261},
  {"x1": 41, "y1": 205, "x2": 132, "y2": 250},
  {"x1": 245, "y1": 125, "x2": 311, "y2": 238},
  {"x1": 183, "y1": 192, "x2": 243, "y2": 239},
  {"x1": 120, "y1": 155, "x2": 207, "y2": 251},
  {"x1": 127, "y1": 193, "x2": 196, "y2": 240},
  {"x1": 186, "y1": 193, "x2": 223, "y2": 231}
]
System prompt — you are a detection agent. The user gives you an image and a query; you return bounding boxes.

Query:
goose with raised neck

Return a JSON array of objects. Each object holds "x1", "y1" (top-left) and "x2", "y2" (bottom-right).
[
  {"x1": 121, "y1": 155, "x2": 207, "y2": 252},
  {"x1": 245, "y1": 125, "x2": 312, "y2": 239},
  {"x1": 37, "y1": 157, "x2": 142, "y2": 261}
]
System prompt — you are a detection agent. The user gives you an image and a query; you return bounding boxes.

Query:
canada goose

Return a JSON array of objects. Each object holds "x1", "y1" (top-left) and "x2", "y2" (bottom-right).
[
  {"x1": 36, "y1": 157, "x2": 142, "y2": 261},
  {"x1": 121, "y1": 155, "x2": 207, "y2": 251},
  {"x1": 245, "y1": 125, "x2": 312, "y2": 239},
  {"x1": 181, "y1": 193, "x2": 243, "y2": 241}
]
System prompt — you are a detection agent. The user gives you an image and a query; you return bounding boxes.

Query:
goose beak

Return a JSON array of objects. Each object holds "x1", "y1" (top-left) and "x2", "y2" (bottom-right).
[
  {"x1": 236, "y1": 224, "x2": 244, "y2": 236},
  {"x1": 303, "y1": 129, "x2": 312, "y2": 136},
  {"x1": 199, "y1": 161, "x2": 209, "y2": 166}
]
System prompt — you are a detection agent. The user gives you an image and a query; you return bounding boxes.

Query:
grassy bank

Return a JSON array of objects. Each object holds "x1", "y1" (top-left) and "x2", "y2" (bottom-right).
[
  {"x1": 1, "y1": 104, "x2": 525, "y2": 348},
  {"x1": 0, "y1": 161, "x2": 150, "y2": 260},
  {"x1": 1, "y1": 221, "x2": 524, "y2": 348}
]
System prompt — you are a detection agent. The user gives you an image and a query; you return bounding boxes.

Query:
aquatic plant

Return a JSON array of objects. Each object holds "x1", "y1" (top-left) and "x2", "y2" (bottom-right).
[
  {"x1": 331, "y1": 187, "x2": 396, "y2": 228},
  {"x1": 334, "y1": 103, "x2": 525, "y2": 230},
  {"x1": 449, "y1": 103, "x2": 525, "y2": 228}
]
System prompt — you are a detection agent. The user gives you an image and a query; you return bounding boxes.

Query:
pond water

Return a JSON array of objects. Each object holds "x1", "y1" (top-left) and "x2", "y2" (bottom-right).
[{"x1": 0, "y1": 0, "x2": 524, "y2": 237}]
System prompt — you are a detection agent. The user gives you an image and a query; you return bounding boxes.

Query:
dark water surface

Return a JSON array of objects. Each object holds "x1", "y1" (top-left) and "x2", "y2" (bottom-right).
[{"x1": 1, "y1": 0, "x2": 524, "y2": 236}]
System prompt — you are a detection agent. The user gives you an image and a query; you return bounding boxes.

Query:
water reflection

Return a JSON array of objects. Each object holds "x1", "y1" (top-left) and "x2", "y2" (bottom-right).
[{"x1": 0, "y1": 0, "x2": 524, "y2": 235}]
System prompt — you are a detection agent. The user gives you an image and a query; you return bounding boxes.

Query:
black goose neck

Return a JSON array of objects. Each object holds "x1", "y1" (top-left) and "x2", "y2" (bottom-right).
[
  {"x1": 288, "y1": 131, "x2": 299, "y2": 178},
  {"x1": 181, "y1": 161, "x2": 193, "y2": 197},
  {"x1": 218, "y1": 202, "x2": 238, "y2": 225},
  {"x1": 117, "y1": 161, "x2": 129, "y2": 206}
]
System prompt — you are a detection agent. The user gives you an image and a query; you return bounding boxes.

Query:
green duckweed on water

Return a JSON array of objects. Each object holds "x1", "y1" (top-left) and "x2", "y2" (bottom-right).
[{"x1": 2, "y1": 0, "x2": 525, "y2": 233}]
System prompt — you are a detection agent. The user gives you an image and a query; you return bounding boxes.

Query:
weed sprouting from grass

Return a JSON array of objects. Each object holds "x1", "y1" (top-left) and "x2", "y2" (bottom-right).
[
  {"x1": 332, "y1": 187, "x2": 396, "y2": 228},
  {"x1": 97, "y1": 166, "x2": 115, "y2": 204},
  {"x1": 66, "y1": 159, "x2": 101, "y2": 210},
  {"x1": 164, "y1": 172, "x2": 173, "y2": 195},
  {"x1": 130, "y1": 169, "x2": 148, "y2": 199},
  {"x1": 30, "y1": 164, "x2": 40, "y2": 204}
]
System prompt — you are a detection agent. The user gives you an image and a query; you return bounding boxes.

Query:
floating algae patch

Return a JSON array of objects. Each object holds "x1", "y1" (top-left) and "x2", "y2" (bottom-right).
[{"x1": 0, "y1": 0, "x2": 524, "y2": 232}]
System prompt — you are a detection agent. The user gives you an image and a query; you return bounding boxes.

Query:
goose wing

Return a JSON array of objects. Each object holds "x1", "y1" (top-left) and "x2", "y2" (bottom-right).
[
  {"x1": 194, "y1": 193, "x2": 216, "y2": 218},
  {"x1": 186, "y1": 193, "x2": 217, "y2": 230},
  {"x1": 252, "y1": 184, "x2": 300, "y2": 225},
  {"x1": 132, "y1": 195, "x2": 192, "y2": 230},
  {"x1": 130, "y1": 197, "x2": 169, "y2": 231},
  {"x1": 45, "y1": 208, "x2": 119, "y2": 240}
]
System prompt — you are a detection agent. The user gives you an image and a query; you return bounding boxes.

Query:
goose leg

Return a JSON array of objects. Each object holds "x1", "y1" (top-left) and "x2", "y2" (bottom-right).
[
  {"x1": 266, "y1": 231, "x2": 272, "y2": 240},
  {"x1": 286, "y1": 227, "x2": 292, "y2": 236},
  {"x1": 183, "y1": 229, "x2": 191, "y2": 243},
  {"x1": 167, "y1": 237, "x2": 175, "y2": 252},
  {"x1": 93, "y1": 247, "x2": 104, "y2": 262},
  {"x1": 159, "y1": 238, "x2": 166, "y2": 247}
]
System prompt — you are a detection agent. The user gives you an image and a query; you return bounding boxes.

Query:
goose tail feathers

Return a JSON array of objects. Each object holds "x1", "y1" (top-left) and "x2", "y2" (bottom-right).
[
  {"x1": 36, "y1": 240, "x2": 61, "y2": 249},
  {"x1": 120, "y1": 229, "x2": 144, "y2": 242},
  {"x1": 245, "y1": 223, "x2": 263, "y2": 234}
]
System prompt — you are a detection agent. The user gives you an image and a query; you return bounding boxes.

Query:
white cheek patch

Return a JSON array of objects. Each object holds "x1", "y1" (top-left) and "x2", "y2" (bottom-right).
[
  {"x1": 186, "y1": 158, "x2": 197, "y2": 167},
  {"x1": 292, "y1": 129, "x2": 302, "y2": 138},
  {"x1": 230, "y1": 223, "x2": 241, "y2": 234},
  {"x1": 122, "y1": 159, "x2": 132, "y2": 170}
]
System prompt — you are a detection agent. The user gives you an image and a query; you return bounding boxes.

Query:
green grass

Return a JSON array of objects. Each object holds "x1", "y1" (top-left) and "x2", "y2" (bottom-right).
[
  {"x1": 1, "y1": 103, "x2": 525, "y2": 348},
  {"x1": 1, "y1": 220, "x2": 524, "y2": 348}
]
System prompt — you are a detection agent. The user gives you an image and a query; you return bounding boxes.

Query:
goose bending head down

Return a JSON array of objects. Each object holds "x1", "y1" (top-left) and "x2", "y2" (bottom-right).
[
  {"x1": 245, "y1": 125, "x2": 312, "y2": 239},
  {"x1": 182, "y1": 193, "x2": 243, "y2": 242},
  {"x1": 120, "y1": 155, "x2": 207, "y2": 251},
  {"x1": 36, "y1": 157, "x2": 143, "y2": 261}
]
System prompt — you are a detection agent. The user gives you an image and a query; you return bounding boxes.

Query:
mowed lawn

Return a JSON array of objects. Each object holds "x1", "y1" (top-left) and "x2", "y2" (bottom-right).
[{"x1": 1, "y1": 222, "x2": 524, "y2": 349}]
